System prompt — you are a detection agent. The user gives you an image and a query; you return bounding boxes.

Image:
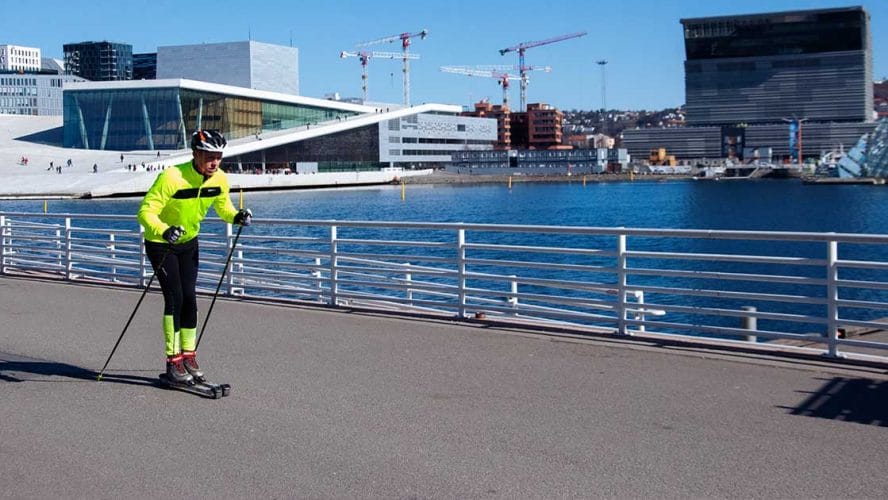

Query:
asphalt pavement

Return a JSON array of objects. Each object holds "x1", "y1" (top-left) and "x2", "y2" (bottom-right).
[{"x1": 1, "y1": 275, "x2": 886, "y2": 499}]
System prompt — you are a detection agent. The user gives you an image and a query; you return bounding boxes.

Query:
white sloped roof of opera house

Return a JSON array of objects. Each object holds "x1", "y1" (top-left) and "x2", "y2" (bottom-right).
[{"x1": 65, "y1": 78, "x2": 377, "y2": 114}]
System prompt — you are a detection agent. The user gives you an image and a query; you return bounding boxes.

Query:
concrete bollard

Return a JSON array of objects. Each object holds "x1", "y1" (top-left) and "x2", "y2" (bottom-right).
[{"x1": 742, "y1": 306, "x2": 757, "y2": 342}]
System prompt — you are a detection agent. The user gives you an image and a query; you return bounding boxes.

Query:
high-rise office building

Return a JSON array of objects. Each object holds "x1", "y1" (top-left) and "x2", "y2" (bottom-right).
[
  {"x1": 681, "y1": 6, "x2": 873, "y2": 126},
  {"x1": 623, "y1": 6, "x2": 877, "y2": 160},
  {"x1": 63, "y1": 41, "x2": 133, "y2": 81}
]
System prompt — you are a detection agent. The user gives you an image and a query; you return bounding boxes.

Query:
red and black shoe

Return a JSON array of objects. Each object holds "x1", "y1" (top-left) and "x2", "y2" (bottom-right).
[
  {"x1": 181, "y1": 351, "x2": 205, "y2": 381},
  {"x1": 166, "y1": 354, "x2": 194, "y2": 385}
]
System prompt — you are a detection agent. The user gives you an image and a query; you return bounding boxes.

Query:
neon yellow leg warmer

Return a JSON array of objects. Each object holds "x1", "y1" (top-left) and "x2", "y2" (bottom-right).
[
  {"x1": 163, "y1": 315, "x2": 180, "y2": 356},
  {"x1": 181, "y1": 327, "x2": 197, "y2": 353}
]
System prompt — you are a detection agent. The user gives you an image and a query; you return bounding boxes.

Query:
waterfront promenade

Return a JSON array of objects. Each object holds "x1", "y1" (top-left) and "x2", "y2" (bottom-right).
[{"x1": 2, "y1": 275, "x2": 886, "y2": 498}]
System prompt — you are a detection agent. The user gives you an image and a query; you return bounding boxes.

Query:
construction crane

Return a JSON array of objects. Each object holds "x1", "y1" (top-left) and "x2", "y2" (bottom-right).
[
  {"x1": 440, "y1": 65, "x2": 551, "y2": 107},
  {"x1": 499, "y1": 31, "x2": 587, "y2": 111},
  {"x1": 440, "y1": 67, "x2": 519, "y2": 107},
  {"x1": 340, "y1": 50, "x2": 419, "y2": 103},
  {"x1": 356, "y1": 29, "x2": 428, "y2": 106}
]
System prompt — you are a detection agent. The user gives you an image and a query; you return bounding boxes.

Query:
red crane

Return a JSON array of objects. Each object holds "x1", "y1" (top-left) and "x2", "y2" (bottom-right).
[
  {"x1": 356, "y1": 29, "x2": 429, "y2": 106},
  {"x1": 499, "y1": 31, "x2": 587, "y2": 111},
  {"x1": 440, "y1": 65, "x2": 551, "y2": 107}
]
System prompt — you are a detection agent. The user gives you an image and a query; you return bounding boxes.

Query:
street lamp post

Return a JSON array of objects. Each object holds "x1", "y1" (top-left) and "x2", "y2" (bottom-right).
[{"x1": 596, "y1": 60, "x2": 608, "y2": 137}]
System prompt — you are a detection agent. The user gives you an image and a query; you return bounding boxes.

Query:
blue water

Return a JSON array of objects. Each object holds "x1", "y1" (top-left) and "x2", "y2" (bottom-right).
[
  {"x1": 3, "y1": 179, "x2": 886, "y2": 233},
  {"x1": 3, "y1": 180, "x2": 887, "y2": 336}
]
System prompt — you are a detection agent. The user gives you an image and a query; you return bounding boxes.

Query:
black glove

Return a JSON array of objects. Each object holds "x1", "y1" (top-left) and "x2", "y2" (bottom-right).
[
  {"x1": 233, "y1": 208, "x2": 253, "y2": 227},
  {"x1": 162, "y1": 225, "x2": 184, "y2": 244}
]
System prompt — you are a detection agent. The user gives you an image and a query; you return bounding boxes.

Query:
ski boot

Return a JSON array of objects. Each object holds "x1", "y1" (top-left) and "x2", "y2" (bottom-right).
[
  {"x1": 181, "y1": 351, "x2": 205, "y2": 382},
  {"x1": 165, "y1": 354, "x2": 194, "y2": 385}
]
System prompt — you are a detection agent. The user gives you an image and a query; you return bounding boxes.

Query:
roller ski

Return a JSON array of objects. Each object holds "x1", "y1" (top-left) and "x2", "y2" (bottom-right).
[{"x1": 158, "y1": 352, "x2": 230, "y2": 399}]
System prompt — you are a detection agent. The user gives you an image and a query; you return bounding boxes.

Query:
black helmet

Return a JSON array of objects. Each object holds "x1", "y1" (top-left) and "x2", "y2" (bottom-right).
[{"x1": 191, "y1": 129, "x2": 227, "y2": 152}]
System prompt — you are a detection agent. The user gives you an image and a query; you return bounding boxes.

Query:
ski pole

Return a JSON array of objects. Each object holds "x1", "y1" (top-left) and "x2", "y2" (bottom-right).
[
  {"x1": 97, "y1": 245, "x2": 172, "y2": 381},
  {"x1": 196, "y1": 223, "x2": 244, "y2": 350}
]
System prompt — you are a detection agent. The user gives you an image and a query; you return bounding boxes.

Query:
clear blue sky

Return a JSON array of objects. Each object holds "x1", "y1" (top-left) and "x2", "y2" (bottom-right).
[{"x1": 2, "y1": 0, "x2": 885, "y2": 111}]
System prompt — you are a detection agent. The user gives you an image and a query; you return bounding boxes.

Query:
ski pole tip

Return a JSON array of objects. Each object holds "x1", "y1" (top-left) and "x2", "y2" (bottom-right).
[{"x1": 96, "y1": 374, "x2": 103, "y2": 382}]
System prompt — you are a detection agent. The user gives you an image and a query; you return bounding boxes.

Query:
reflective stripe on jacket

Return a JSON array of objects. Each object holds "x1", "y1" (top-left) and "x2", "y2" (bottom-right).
[{"x1": 137, "y1": 161, "x2": 238, "y2": 244}]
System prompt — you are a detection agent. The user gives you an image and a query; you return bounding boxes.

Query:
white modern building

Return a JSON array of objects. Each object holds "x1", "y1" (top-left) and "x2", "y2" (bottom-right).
[
  {"x1": 0, "y1": 73, "x2": 86, "y2": 115},
  {"x1": 379, "y1": 113, "x2": 497, "y2": 165},
  {"x1": 0, "y1": 44, "x2": 41, "y2": 72},
  {"x1": 62, "y1": 78, "x2": 495, "y2": 172},
  {"x1": 157, "y1": 41, "x2": 299, "y2": 95}
]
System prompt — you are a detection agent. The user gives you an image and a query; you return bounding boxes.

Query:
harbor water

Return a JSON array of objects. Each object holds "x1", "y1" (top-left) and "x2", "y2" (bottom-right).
[{"x1": 3, "y1": 179, "x2": 888, "y2": 337}]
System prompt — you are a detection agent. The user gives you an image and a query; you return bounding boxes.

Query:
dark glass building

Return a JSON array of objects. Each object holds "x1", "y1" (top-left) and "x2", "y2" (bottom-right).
[
  {"x1": 681, "y1": 7, "x2": 873, "y2": 126},
  {"x1": 133, "y1": 53, "x2": 157, "y2": 80},
  {"x1": 63, "y1": 80, "x2": 362, "y2": 150},
  {"x1": 63, "y1": 41, "x2": 133, "y2": 81}
]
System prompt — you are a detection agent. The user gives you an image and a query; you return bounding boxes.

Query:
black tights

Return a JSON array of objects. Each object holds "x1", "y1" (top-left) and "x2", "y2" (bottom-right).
[{"x1": 145, "y1": 238, "x2": 199, "y2": 332}]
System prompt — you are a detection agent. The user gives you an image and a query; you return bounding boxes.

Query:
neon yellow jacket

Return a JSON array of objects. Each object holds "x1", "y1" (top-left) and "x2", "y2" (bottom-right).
[{"x1": 137, "y1": 161, "x2": 238, "y2": 244}]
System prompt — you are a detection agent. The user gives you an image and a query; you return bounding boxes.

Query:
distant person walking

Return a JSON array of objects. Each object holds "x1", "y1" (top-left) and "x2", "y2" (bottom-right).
[
  {"x1": 93, "y1": 163, "x2": 98, "y2": 173},
  {"x1": 120, "y1": 153, "x2": 124, "y2": 163}
]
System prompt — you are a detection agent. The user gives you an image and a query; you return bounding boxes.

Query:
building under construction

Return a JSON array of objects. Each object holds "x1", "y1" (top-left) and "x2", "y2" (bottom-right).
[
  {"x1": 63, "y1": 41, "x2": 132, "y2": 81},
  {"x1": 463, "y1": 101, "x2": 565, "y2": 150}
]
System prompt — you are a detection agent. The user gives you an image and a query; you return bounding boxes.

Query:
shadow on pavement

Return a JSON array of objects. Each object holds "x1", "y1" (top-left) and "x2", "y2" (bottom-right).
[
  {"x1": 0, "y1": 352, "x2": 157, "y2": 387},
  {"x1": 784, "y1": 377, "x2": 888, "y2": 427}
]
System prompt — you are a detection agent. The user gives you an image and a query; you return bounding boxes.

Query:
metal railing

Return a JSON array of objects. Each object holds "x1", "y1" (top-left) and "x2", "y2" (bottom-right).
[{"x1": 2, "y1": 211, "x2": 887, "y2": 363}]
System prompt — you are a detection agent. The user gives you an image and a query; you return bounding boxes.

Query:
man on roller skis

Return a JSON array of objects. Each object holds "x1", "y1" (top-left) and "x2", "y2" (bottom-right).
[{"x1": 137, "y1": 129, "x2": 252, "y2": 385}]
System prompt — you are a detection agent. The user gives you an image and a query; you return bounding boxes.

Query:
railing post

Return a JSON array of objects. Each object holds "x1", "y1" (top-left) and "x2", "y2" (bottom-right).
[
  {"x1": 139, "y1": 226, "x2": 147, "y2": 287},
  {"x1": 741, "y1": 306, "x2": 758, "y2": 342},
  {"x1": 508, "y1": 275, "x2": 518, "y2": 315},
  {"x1": 616, "y1": 233, "x2": 629, "y2": 335},
  {"x1": 404, "y1": 263, "x2": 413, "y2": 305},
  {"x1": 109, "y1": 233, "x2": 117, "y2": 282},
  {"x1": 457, "y1": 228, "x2": 466, "y2": 319},
  {"x1": 313, "y1": 257, "x2": 323, "y2": 301},
  {"x1": 64, "y1": 217, "x2": 72, "y2": 280},
  {"x1": 633, "y1": 290, "x2": 645, "y2": 333},
  {"x1": 0, "y1": 215, "x2": 6, "y2": 274},
  {"x1": 225, "y1": 223, "x2": 234, "y2": 296},
  {"x1": 329, "y1": 225, "x2": 338, "y2": 306},
  {"x1": 826, "y1": 240, "x2": 840, "y2": 358}
]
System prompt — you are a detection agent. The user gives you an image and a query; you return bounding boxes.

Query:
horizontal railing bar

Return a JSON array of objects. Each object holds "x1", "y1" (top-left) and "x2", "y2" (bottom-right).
[
  {"x1": 835, "y1": 279, "x2": 888, "y2": 291},
  {"x1": 628, "y1": 284, "x2": 827, "y2": 305},
  {"x1": 465, "y1": 257, "x2": 613, "y2": 274},
  {"x1": 835, "y1": 318, "x2": 888, "y2": 331},
  {"x1": 338, "y1": 252, "x2": 455, "y2": 264},
  {"x1": 463, "y1": 272, "x2": 616, "y2": 293},
  {"x1": 335, "y1": 264, "x2": 455, "y2": 278},
  {"x1": 834, "y1": 298, "x2": 888, "y2": 311},
  {"x1": 637, "y1": 319, "x2": 825, "y2": 343},
  {"x1": 629, "y1": 267, "x2": 827, "y2": 286},
  {"x1": 234, "y1": 245, "x2": 327, "y2": 258},
  {"x1": 335, "y1": 278, "x2": 456, "y2": 296},
  {"x1": 835, "y1": 337, "x2": 888, "y2": 350},
  {"x1": 627, "y1": 250, "x2": 825, "y2": 266},
  {"x1": 336, "y1": 238, "x2": 454, "y2": 248},
  {"x1": 836, "y1": 259, "x2": 888, "y2": 270},
  {"x1": 464, "y1": 287, "x2": 616, "y2": 310},
  {"x1": 642, "y1": 302, "x2": 827, "y2": 324},
  {"x1": 238, "y1": 234, "x2": 325, "y2": 244},
  {"x1": 473, "y1": 302, "x2": 619, "y2": 323},
  {"x1": 464, "y1": 242, "x2": 614, "y2": 257}
]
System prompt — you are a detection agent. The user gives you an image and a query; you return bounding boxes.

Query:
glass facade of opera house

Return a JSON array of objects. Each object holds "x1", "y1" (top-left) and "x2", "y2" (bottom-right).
[{"x1": 63, "y1": 86, "x2": 359, "y2": 150}]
